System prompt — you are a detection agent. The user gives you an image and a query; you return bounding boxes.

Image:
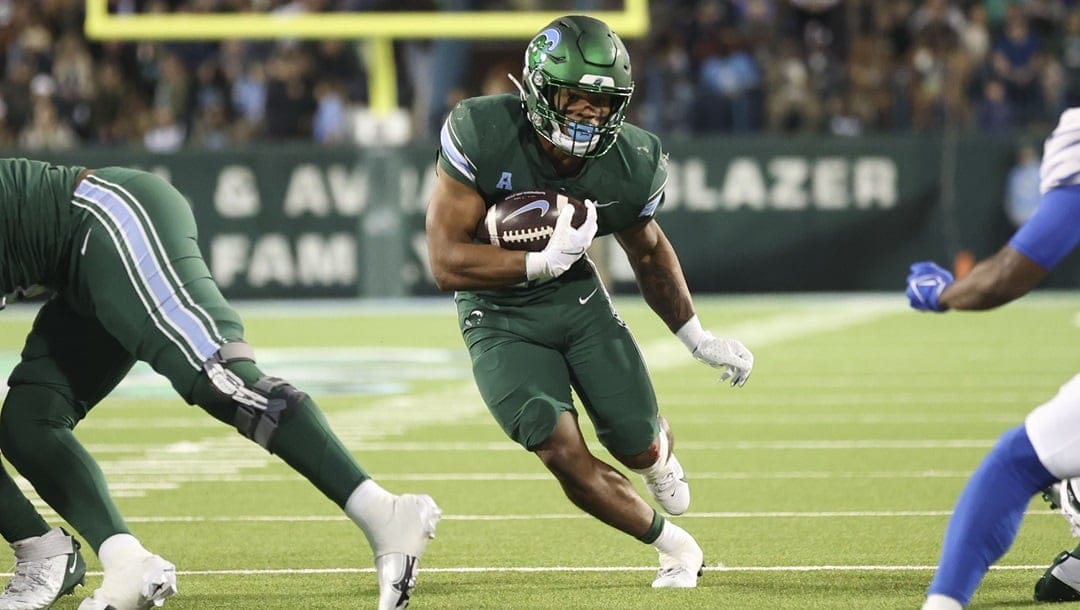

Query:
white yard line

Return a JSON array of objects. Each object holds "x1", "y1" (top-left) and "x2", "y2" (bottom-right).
[
  {"x1": 378, "y1": 468, "x2": 972, "y2": 477},
  {"x1": 61, "y1": 469, "x2": 973, "y2": 484},
  {"x1": 0, "y1": 563, "x2": 1045, "y2": 578},
  {"x1": 275, "y1": 439, "x2": 996, "y2": 451},
  {"x1": 81, "y1": 411, "x2": 1026, "y2": 430},
  {"x1": 114, "y1": 509, "x2": 1058, "y2": 523},
  {"x1": 664, "y1": 412, "x2": 1025, "y2": 423}
]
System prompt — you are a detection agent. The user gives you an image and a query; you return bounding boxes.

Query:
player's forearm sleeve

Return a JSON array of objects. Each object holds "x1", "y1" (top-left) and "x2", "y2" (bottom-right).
[{"x1": 1008, "y1": 184, "x2": 1080, "y2": 270}]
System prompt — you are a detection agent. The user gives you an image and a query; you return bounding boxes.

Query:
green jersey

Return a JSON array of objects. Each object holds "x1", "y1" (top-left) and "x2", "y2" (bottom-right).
[
  {"x1": 438, "y1": 94, "x2": 667, "y2": 303},
  {"x1": 0, "y1": 158, "x2": 86, "y2": 296}
]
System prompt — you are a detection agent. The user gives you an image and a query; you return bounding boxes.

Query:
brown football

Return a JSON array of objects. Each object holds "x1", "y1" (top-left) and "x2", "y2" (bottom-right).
[{"x1": 474, "y1": 190, "x2": 587, "y2": 252}]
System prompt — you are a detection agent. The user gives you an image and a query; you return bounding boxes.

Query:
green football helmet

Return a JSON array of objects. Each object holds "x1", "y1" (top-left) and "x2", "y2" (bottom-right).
[{"x1": 517, "y1": 15, "x2": 634, "y2": 158}]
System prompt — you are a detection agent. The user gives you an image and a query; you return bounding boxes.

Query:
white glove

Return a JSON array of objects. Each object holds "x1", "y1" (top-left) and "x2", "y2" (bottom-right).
[
  {"x1": 525, "y1": 199, "x2": 598, "y2": 281},
  {"x1": 676, "y1": 315, "x2": 754, "y2": 387}
]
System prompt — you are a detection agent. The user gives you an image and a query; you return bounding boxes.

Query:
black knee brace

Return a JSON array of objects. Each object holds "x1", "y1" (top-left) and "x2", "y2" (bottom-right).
[{"x1": 202, "y1": 342, "x2": 309, "y2": 451}]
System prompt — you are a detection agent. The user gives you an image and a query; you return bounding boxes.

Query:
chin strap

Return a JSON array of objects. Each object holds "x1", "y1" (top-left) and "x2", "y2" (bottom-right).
[{"x1": 546, "y1": 122, "x2": 601, "y2": 156}]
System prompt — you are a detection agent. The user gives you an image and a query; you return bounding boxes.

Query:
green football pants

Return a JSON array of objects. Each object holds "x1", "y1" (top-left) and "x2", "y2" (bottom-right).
[
  {"x1": 457, "y1": 269, "x2": 660, "y2": 456},
  {"x1": 0, "y1": 168, "x2": 365, "y2": 551}
]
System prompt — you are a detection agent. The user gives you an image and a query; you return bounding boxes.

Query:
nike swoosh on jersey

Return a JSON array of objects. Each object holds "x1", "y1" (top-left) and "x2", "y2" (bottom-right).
[
  {"x1": 68, "y1": 554, "x2": 77, "y2": 574},
  {"x1": 504, "y1": 199, "x2": 550, "y2": 221},
  {"x1": 578, "y1": 288, "x2": 599, "y2": 305}
]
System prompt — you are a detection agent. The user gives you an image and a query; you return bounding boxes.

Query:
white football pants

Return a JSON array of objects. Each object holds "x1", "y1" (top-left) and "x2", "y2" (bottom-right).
[{"x1": 1027, "y1": 372, "x2": 1080, "y2": 478}]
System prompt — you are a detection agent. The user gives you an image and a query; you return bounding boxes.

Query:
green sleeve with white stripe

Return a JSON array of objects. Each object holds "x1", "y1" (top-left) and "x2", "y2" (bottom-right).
[{"x1": 437, "y1": 101, "x2": 480, "y2": 188}]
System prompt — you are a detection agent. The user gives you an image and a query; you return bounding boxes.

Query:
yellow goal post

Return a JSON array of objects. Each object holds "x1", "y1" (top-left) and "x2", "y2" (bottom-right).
[{"x1": 83, "y1": 0, "x2": 650, "y2": 115}]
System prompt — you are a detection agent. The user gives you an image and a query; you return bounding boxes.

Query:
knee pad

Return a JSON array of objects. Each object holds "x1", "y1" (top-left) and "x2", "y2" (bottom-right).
[
  {"x1": 599, "y1": 415, "x2": 658, "y2": 458},
  {"x1": 518, "y1": 396, "x2": 564, "y2": 451},
  {"x1": 203, "y1": 342, "x2": 309, "y2": 451}
]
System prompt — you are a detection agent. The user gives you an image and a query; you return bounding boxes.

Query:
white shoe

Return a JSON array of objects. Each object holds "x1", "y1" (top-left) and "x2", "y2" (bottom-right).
[
  {"x1": 0, "y1": 528, "x2": 85, "y2": 610},
  {"x1": 1046, "y1": 478, "x2": 1080, "y2": 537},
  {"x1": 368, "y1": 494, "x2": 441, "y2": 610},
  {"x1": 643, "y1": 452, "x2": 690, "y2": 516},
  {"x1": 78, "y1": 554, "x2": 176, "y2": 610},
  {"x1": 651, "y1": 531, "x2": 704, "y2": 589}
]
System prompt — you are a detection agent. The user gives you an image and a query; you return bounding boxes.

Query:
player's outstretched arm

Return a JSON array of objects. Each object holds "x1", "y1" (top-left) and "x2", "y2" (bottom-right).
[
  {"x1": 944, "y1": 247, "x2": 1047, "y2": 311},
  {"x1": 616, "y1": 219, "x2": 753, "y2": 387},
  {"x1": 426, "y1": 168, "x2": 534, "y2": 291},
  {"x1": 907, "y1": 248, "x2": 1047, "y2": 312},
  {"x1": 907, "y1": 182, "x2": 1080, "y2": 312}
]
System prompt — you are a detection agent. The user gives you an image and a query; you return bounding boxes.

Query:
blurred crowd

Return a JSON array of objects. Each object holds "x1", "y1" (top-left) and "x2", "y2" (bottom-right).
[
  {"x1": 2, "y1": 0, "x2": 1079, "y2": 152},
  {"x1": 643, "y1": 0, "x2": 1080, "y2": 136}
]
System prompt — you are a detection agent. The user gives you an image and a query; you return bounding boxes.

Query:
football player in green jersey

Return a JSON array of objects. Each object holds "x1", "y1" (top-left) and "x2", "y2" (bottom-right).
[
  {"x1": 0, "y1": 159, "x2": 440, "y2": 610},
  {"x1": 426, "y1": 15, "x2": 754, "y2": 588}
]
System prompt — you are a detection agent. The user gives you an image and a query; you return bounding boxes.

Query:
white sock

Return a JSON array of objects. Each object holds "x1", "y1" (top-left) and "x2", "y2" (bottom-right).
[
  {"x1": 97, "y1": 533, "x2": 148, "y2": 570},
  {"x1": 651, "y1": 519, "x2": 689, "y2": 556},
  {"x1": 345, "y1": 479, "x2": 395, "y2": 532},
  {"x1": 631, "y1": 427, "x2": 670, "y2": 478},
  {"x1": 922, "y1": 594, "x2": 963, "y2": 610}
]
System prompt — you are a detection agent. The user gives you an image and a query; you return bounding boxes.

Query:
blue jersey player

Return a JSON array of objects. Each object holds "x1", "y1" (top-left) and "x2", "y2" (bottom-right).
[{"x1": 907, "y1": 107, "x2": 1080, "y2": 608}]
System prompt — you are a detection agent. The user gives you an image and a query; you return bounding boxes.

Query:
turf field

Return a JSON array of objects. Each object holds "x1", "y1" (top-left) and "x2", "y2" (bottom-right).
[{"x1": 1, "y1": 292, "x2": 1077, "y2": 609}]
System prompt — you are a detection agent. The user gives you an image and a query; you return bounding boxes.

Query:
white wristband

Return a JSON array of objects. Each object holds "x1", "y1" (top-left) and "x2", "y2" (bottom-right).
[
  {"x1": 525, "y1": 252, "x2": 549, "y2": 281},
  {"x1": 675, "y1": 315, "x2": 706, "y2": 352}
]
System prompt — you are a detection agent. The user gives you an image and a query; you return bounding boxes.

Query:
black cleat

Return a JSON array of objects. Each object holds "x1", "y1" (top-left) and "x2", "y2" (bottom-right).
[{"x1": 1035, "y1": 546, "x2": 1080, "y2": 602}]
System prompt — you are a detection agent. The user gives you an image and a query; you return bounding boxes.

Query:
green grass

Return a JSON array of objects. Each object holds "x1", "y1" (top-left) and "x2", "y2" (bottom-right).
[{"x1": 2, "y1": 293, "x2": 1078, "y2": 608}]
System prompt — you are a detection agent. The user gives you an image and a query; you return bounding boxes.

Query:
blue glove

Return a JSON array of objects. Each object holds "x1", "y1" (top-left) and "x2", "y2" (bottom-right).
[{"x1": 906, "y1": 261, "x2": 954, "y2": 312}]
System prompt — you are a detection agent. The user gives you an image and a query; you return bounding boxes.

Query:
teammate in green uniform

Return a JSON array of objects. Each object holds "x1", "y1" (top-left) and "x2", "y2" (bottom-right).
[
  {"x1": 426, "y1": 15, "x2": 754, "y2": 588},
  {"x1": 0, "y1": 159, "x2": 440, "y2": 610}
]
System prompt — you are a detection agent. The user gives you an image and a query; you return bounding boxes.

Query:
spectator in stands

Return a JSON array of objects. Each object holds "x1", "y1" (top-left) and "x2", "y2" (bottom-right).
[
  {"x1": 1065, "y1": 10, "x2": 1080, "y2": 108},
  {"x1": 52, "y1": 32, "x2": 96, "y2": 140},
  {"x1": 8, "y1": 5, "x2": 54, "y2": 75},
  {"x1": 960, "y1": 4, "x2": 991, "y2": 66},
  {"x1": 1039, "y1": 52, "x2": 1067, "y2": 125},
  {"x1": 975, "y1": 79, "x2": 1015, "y2": 133},
  {"x1": 826, "y1": 93, "x2": 864, "y2": 136},
  {"x1": 695, "y1": 26, "x2": 762, "y2": 133},
  {"x1": 191, "y1": 99, "x2": 232, "y2": 149},
  {"x1": 0, "y1": 99, "x2": 17, "y2": 149},
  {"x1": 143, "y1": 105, "x2": 187, "y2": 152},
  {"x1": 90, "y1": 62, "x2": 139, "y2": 146},
  {"x1": 154, "y1": 53, "x2": 193, "y2": 127},
  {"x1": 788, "y1": 0, "x2": 846, "y2": 57},
  {"x1": 910, "y1": 0, "x2": 966, "y2": 52},
  {"x1": 1004, "y1": 142, "x2": 1042, "y2": 227},
  {"x1": 2, "y1": 0, "x2": 1080, "y2": 149},
  {"x1": 312, "y1": 79, "x2": 350, "y2": 144},
  {"x1": 737, "y1": 0, "x2": 778, "y2": 52},
  {"x1": 1025, "y1": 0, "x2": 1067, "y2": 40},
  {"x1": 19, "y1": 96, "x2": 77, "y2": 151},
  {"x1": 847, "y1": 35, "x2": 895, "y2": 131},
  {"x1": 991, "y1": 6, "x2": 1043, "y2": 123},
  {"x1": 765, "y1": 38, "x2": 821, "y2": 133},
  {"x1": 1, "y1": 59, "x2": 36, "y2": 137},
  {"x1": 263, "y1": 47, "x2": 316, "y2": 139},
  {"x1": 231, "y1": 61, "x2": 268, "y2": 143},
  {"x1": 313, "y1": 40, "x2": 366, "y2": 102},
  {"x1": 640, "y1": 31, "x2": 695, "y2": 135},
  {"x1": 193, "y1": 58, "x2": 229, "y2": 121}
]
